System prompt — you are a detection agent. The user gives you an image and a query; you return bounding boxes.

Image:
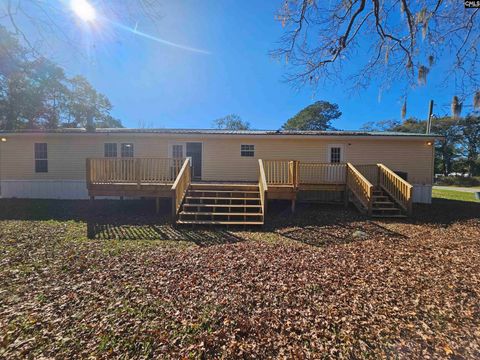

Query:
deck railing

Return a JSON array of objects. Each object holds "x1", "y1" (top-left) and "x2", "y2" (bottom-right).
[
  {"x1": 263, "y1": 160, "x2": 297, "y2": 186},
  {"x1": 87, "y1": 158, "x2": 183, "y2": 186},
  {"x1": 171, "y1": 158, "x2": 191, "y2": 217},
  {"x1": 258, "y1": 159, "x2": 268, "y2": 215},
  {"x1": 299, "y1": 162, "x2": 346, "y2": 184},
  {"x1": 346, "y1": 163, "x2": 374, "y2": 214},
  {"x1": 378, "y1": 164, "x2": 413, "y2": 215}
]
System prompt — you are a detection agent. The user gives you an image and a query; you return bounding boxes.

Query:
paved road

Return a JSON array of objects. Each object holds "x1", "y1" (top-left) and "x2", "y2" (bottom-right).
[{"x1": 433, "y1": 186, "x2": 480, "y2": 193}]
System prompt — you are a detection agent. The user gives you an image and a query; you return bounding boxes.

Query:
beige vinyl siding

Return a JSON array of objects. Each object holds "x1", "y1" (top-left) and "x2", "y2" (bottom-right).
[
  {"x1": 346, "y1": 139, "x2": 434, "y2": 185},
  {"x1": 0, "y1": 134, "x2": 434, "y2": 185},
  {"x1": 198, "y1": 137, "x2": 433, "y2": 184},
  {"x1": 0, "y1": 134, "x2": 169, "y2": 180},
  {"x1": 202, "y1": 138, "x2": 329, "y2": 182}
]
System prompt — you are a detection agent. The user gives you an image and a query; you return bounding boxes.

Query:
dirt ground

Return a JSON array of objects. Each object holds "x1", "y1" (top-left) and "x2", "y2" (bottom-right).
[{"x1": 0, "y1": 198, "x2": 479, "y2": 359}]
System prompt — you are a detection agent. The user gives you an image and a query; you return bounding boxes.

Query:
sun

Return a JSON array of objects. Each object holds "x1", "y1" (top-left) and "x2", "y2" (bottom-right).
[{"x1": 71, "y1": 0, "x2": 96, "y2": 22}]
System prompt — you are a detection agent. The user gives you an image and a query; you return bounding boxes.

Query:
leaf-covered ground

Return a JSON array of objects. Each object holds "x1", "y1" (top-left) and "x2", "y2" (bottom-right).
[{"x1": 0, "y1": 198, "x2": 479, "y2": 359}]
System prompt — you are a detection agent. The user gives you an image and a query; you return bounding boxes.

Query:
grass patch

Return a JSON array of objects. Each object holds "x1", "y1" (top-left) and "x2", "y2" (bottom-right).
[{"x1": 432, "y1": 188, "x2": 479, "y2": 202}]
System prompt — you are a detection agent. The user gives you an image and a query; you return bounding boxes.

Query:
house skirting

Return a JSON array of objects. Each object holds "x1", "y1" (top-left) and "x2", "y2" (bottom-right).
[
  {"x1": 0, "y1": 180, "x2": 433, "y2": 204},
  {"x1": 0, "y1": 180, "x2": 89, "y2": 200},
  {"x1": 412, "y1": 184, "x2": 432, "y2": 204}
]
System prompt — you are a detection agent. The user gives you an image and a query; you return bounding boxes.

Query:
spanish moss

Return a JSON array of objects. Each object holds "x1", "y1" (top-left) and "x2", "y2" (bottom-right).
[
  {"x1": 428, "y1": 55, "x2": 434, "y2": 67},
  {"x1": 474, "y1": 91, "x2": 480, "y2": 110},
  {"x1": 401, "y1": 99, "x2": 407, "y2": 119},
  {"x1": 418, "y1": 65, "x2": 429, "y2": 85},
  {"x1": 451, "y1": 96, "x2": 462, "y2": 119}
]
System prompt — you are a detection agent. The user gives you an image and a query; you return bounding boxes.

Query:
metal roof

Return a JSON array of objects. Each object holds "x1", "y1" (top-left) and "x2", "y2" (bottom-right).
[{"x1": 0, "y1": 128, "x2": 439, "y2": 137}]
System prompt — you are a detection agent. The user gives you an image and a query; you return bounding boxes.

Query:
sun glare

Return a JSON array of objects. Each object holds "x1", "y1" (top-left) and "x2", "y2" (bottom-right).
[{"x1": 71, "y1": 0, "x2": 96, "y2": 22}]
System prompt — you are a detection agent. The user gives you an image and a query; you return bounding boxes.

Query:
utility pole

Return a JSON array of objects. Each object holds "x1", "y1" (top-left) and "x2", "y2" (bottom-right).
[
  {"x1": 426, "y1": 100, "x2": 434, "y2": 134},
  {"x1": 0, "y1": 137, "x2": 6, "y2": 197}
]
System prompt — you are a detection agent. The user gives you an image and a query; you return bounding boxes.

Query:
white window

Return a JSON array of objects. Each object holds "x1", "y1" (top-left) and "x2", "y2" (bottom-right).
[
  {"x1": 241, "y1": 144, "x2": 255, "y2": 157},
  {"x1": 172, "y1": 144, "x2": 184, "y2": 159},
  {"x1": 121, "y1": 143, "x2": 134, "y2": 157},
  {"x1": 104, "y1": 143, "x2": 117, "y2": 157},
  {"x1": 34, "y1": 143, "x2": 48, "y2": 173},
  {"x1": 327, "y1": 144, "x2": 344, "y2": 163}
]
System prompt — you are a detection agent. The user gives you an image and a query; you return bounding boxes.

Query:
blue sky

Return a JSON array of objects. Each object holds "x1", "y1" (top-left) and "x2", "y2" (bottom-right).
[{"x1": 29, "y1": 0, "x2": 460, "y2": 129}]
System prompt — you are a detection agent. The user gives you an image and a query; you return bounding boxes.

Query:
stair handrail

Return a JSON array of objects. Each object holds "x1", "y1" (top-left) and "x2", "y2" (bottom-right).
[
  {"x1": 346, "y1": 163, "x2": 374, "y2": 215},
  {"x1": 258, "y1": 159, "x2": 268, "y2": 215},
  {"x1": 171, "y1": 157, "x2": 191, "y2": 218},
  {"x1": 377, "y1": 163, "x2": 413, "y2": 215}
]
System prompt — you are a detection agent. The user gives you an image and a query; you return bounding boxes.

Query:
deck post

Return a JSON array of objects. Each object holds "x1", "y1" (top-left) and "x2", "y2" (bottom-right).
[
  {"x1": 171, "y1": 190, "x2": 177, "y2": 220},
  {"x1": 291, "y1": 199, "x2": 296, "y2": 213},
  {"x1": 89, "y1": 196, "x2": 95, "y2": 209},
  {"x1": 367, "y1": 187, "x2": 373, "y2": 216},
  {"x1": 295, "y1": 160, "x2": 300, "y2": 188},
  {"x1": 135, "y1": 158, "x2": 141, "y2": 189},
  {"x1": 290, "y1": 160, "x2": 300, "y2": 188},
  {"x1": 407, "y1": 187, "x2": 413, "y2": 216},
  {"x1": 344, "y1": 165, "x2": 349, "y2": 208},
  {"x1": 156, "y1": 197, "x2": 160, "y2": 214},
  {"x1": 86, "y1": 158, "x2": 92, "y2": 189},
  {"x1": 377, "y1": 164, "x2": 381, "y2": 188}
]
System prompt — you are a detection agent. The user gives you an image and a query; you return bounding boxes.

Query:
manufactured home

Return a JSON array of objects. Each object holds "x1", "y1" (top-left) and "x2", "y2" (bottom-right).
[{"x1": 0, "y1": 128, "x2": 436, "y2": 225}]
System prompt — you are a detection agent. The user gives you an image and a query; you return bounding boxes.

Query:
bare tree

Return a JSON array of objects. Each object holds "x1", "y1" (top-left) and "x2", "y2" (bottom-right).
[
  {"x1": 272, "y1": 0, "x2": 480, "y2": 101},
  {"x1": 213, "y1": 114, "x2": 250, "y2": 130},
  {"x1": 1, "y1": 0, "x2": 163, "y2": 57}
]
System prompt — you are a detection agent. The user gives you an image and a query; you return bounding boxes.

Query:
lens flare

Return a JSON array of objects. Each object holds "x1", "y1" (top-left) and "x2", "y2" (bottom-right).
[{"x1": 71, "y1": 0, "x2": 96, "y2": 22}]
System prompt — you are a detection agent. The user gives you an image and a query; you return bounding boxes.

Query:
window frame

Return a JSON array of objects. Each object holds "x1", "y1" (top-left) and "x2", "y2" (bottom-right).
[
  {"x1": 327, "y1": 144, "x2": 344, "y2": 164},
  {"x1": 172, "y1": 144, "x2": 184, "y2": 159},
  {"x1": 120, "y1": 143, "x2": 134, "y2": 158},
  {"x1": 34, "y1": 143, "x2": 48, "y2": 173},
  {"x1": 240, "y1": 144, "x2": 255, "y2": 157},
  {"x1": 104, "y1": 143, "x2": 118, "y2": 158}
]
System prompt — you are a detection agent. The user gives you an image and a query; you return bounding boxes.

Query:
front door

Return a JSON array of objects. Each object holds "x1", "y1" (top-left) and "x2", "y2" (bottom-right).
[{"x1": 186, "y1": 142, "x2": 202, "y2": 180}]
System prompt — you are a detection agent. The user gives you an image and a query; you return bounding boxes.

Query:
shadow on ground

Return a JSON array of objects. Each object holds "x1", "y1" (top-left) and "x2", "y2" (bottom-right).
[
  {"x1": 262, "y1": 201, "x2": 408, "y2": 247},
  {"x1": 0, "y1": 199, "x2": 245, "y2": 246},
  {"x1": 88, "y1": 222, "x2": 245, "y2": 246},
  {"x1": 264, "y1": 198, "x2": 480, "y2": 228},
  {"x1": 412, "y1": 198, "x2": 480, "y2": 225},
  {"x1": 262, "y1": 198, "x2": 479, "y2": 247},
  {"x1": 0, "y1": 197, "x2": 477, "y2": 245}
]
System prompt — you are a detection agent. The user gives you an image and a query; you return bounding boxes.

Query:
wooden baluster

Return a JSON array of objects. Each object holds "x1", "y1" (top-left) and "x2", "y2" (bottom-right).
[
  {"x1": 104, "y1": 159, "x2": 108, "y2": 183},
  {"x1": 270, "y1": 161, "x2": 275, "y2": 184},
  {"x1": 294, "y1": 161, "x2": 299, "y2": 188},
  {"x1": 289, "y1": 161, "x2": 293, "y2": 185},
  {"x1": 143, "y1": 159, "x2": 147, "y2": 182},
  {"x1": 135, "y1": 158, "x2": 141, "y2": 188},
  {"x1": 270, "y1": 161, "x2": 273, "y2": 184},
  {"x1": 86, "y1": 159, "x2": 91, "y2": 186}
]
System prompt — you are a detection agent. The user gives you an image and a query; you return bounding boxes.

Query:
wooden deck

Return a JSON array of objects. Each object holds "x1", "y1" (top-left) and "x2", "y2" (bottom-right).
[
  {"x1": 260, "y1": 160, "x2": 412, "y2": 216},
  {"x1": 86, "y1": 157, "x2": 182, "y2": 198},
  {"x1": 86, "y1": 157, "x2": 414, "y2": 225}
]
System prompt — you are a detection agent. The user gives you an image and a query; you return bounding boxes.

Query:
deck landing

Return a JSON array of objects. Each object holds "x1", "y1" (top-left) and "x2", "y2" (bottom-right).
[{"x1": 86, "y1": 158, "x2": 414, "y2": 224}]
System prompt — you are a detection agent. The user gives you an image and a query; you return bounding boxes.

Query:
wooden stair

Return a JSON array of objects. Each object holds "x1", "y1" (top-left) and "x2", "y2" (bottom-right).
[
  {"x1": 371, "y1": 188, "x2": 406, "y2": 218},
  {"x1": 176, "y1": 183, "x2": 264, "y2": 225}
]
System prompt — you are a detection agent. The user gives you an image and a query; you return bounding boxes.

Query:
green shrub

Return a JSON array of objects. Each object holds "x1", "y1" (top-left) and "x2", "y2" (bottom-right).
[{"x1": 435, "y1": 176, "x2": 480, "y2": 187}]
